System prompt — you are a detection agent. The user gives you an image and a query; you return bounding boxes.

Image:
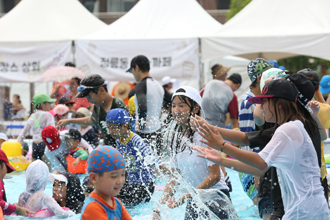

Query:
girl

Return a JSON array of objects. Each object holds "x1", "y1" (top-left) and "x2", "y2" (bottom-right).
[
  {"x1": 152, "y1": 86, "x2": 232, "y2": 220},
  {"x1": 195, "y1": 79, "x2": 329, "y2": 219},
  {"x1": 50, "y1": 172, "x2": 85, "y2": 213},
  {"x1": 17, "y1": 93, "x2": 56, "y2": 161},
  {"x1": 18, "y1": 160, "x2": 75, "y2": 217}
]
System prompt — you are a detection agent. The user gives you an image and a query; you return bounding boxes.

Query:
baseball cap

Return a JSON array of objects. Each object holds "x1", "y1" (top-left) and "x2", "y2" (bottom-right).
[
  {"x1": 106, "y1": 108, "x2": 130, "y2": 124},
  {"x1": 162, "y1": 76, "x2": 176, "y2": 86},
  {"x1": 0, "y1": 133, "x2": 8, "y2": 141},
  {"x1": 248, "y1": 79, "x2": 298, "y2": 104},
  {"x1": 267, "y1": 60, "x2": 279, "y2": 68},
  {"x1": 41, "y1": 126, "x2": 61, "y2": 152},
  {"x1": 58, "y1": 96, "x2": 75, "y2": 105},
  {"x1": 172, "y1": 86, "x2": 202, "y2": 107},
  {"x1": 211, "y1": 64, "x2": 231, "y2": 78},
  {"x1": 259, "y1": 68, "x2": 286, "y2": 91},
  {"x1": 247, "y1": 58, "x2": 272, "y2": 82},
  {"x1": 53, "y1": 104, "x2": 69, "y2": 116},
  {"x1": 87, "y1": 146, "x2": 125, "y2": 174},
  {"x1": 32, "y1": 93, "x2": 56, "y2": 108},
  {"x1": 0, "y1": 149, "x2": 15, "y2": 173},
  {"x1": 285, "y1": 74, "x2": 315, "y2": 113},
  {"x1": 76, "y1": 107, "x2": 90, "y2": 117},
  {"x1": 64, "y1": 129, "x2": 81, "y2": 141},
  {"x1": 227, "y1": 73, "x2": 242, "y2": 85},
  {"x1": 319, "y1": 75, "x2": 330, "y2": 94},
  {"x1": 126, "y1": 55, "x2": 150, "y2": 73},
  {"x1": 297, "y1": 68, "x2": 320, "y2": 90},
  {"x1": 76, "y1": 74, "x2": 107, "y2": 98},
  {"x1": 49, "y1": 174, "x2": 68, "y2": 185}
]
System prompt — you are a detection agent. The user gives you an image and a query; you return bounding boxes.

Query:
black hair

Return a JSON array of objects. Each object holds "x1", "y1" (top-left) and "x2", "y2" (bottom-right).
[
  {"x1": 89, "y1": 84, "x2": 108, "y2": 94},
  {"x1": 0, "y1": 161, "x2": 5, "y2": 170},
  {"x1": 249, "y1": 80, "x2": 259, "y2": 89},
  {"x1": 133, "y1": 64, "x2": 150, "y2": 73},
  {"x1": 14, "y1": 94, "x2": 21, "y2": 104},
  {"x1": 170, "y1": 88, "x2": 201, "y2": 155},
  {"x1": 71, "y1": 77, "x2": 81, "y2": 85},
  {"x1": 65, "y1": 62, "x2": 76, "y2": 68},
  {"x1": 211, "y1": 64, "x2": 220, "y2": 75},
  {"x1": 68, "y1": 129, "x2": 82, "y2": 142},
  {"x1": 62, "y1": 172, "x2": 85, "y2": 213}
]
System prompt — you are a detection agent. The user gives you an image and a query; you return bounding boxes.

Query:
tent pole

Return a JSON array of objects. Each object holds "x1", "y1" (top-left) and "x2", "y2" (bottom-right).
[
  {"x1": 72, "y1": 41, "x2": 76, "y2": 64},
  {"x1": 30, "y1": 83, "x2": 34, "y2": 116},
  {"x1": 198, "y1": 38, "x2": 204, "y2": 90}
]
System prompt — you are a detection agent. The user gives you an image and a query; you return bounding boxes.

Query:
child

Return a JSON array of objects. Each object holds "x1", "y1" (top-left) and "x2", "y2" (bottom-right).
[
  {"x1": 82, "y1": 176, "x2": 94, "y2": 198},
  {"x1": 41, "y1": 126, "x2": 93, "y2": 174},
  {"x1": 50, "y1": 172, "x2": 85, "y2": 213},
  {"x1": 195, "y1": 79, "x2": 329, "y2": 219},
  {"x1": 0, "y1": 149, "x2": 32, "y2": 216},
  {"x1": 152, "y1": 86, "x2": 231, "y2": 220},
  {"x1": 53, "y1": 104, "x2": 69, "y2": 131},
  {"x1": 64, "y1": 129, "x2": 89, "y2": 168},
  {"x1": 18, "y1": 160, "x2": 74, "y2": 217},
  {"x1": 106, "y1": 108, "x2": 159, "y2": 206},
  {"x1": 17, "y1": 93, "x2": 56, "y2": 160},
  {"x1": 74, "y1": 107, "x2": 98, "y2": 148},
  {"x1": 81, "y1": 146, "x2": 132, "y2": 220}
]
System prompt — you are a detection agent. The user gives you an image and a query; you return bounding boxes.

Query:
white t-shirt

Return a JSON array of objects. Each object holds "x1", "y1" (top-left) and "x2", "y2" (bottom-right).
[
  {"x1": 170, "y1": 132, "x2": 228, "y2": 190},
  {"x1": 259, "y1": 120, "x2": 329, "y2": 220},
  {"x1": 18, "y1": 110, "x2": 55, "y2": 143}
]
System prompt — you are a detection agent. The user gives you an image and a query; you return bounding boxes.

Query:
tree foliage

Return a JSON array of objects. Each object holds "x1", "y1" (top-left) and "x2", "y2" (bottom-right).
[{"x1": 226, "y1": 0, "x2": 252, "y2": 21}]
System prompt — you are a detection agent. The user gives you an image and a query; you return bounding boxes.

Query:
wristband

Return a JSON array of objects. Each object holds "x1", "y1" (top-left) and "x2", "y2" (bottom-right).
[{"x1": 221, "y1": 141, "x2": 226, "y2": 152}]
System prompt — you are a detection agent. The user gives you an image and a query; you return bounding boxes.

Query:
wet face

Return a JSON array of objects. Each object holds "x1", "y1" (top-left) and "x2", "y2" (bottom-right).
[
  {"x1": 91, "y1": 168, "x2": 126, "y2": 198},
  {"x1": 41, "y1": 102, "x2": 52, "y2": 111},
  {"x1": 107, "y1": 123, "x2": 129, "y2": 140},
  {"x1": 86, "y1": 88, "x2": 102, "y2": 105},
  {"x1": 171, "y1": 96, "x2": 192, "y2": 126},
  {"x1": 65, "y1": 138, "x2": 80, "y2": 150},
  {"x1": 260, "y1": 98, "x2": 276, "y2": 123},
  {"x1": 53, "y1": 180, "x2": 67, "y2": 204}
]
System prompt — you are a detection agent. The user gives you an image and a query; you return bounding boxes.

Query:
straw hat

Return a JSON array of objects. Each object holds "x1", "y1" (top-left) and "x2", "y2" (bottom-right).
[
  {"x1": 113, "y1": 82, "x2": 132, "y2": 100},
  {"x1": 211, "y1": 64, "x2": 231, "y2": 79}
]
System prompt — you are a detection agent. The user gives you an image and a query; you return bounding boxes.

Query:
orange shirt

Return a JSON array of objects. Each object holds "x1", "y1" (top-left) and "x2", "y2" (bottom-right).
[{"x1": 81, "y1": 192, "x2": 132, "y2": 220}]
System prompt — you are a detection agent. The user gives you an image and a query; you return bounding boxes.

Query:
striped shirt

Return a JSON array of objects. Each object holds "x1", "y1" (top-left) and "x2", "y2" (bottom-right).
[{"x1": 239, "y1": 90, "x2": 256, "y2": 151}]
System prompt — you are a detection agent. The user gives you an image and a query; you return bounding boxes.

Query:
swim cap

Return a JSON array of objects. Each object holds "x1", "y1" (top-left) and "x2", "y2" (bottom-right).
[
  {"x1": 106, "y1": 108, "x2": 130, "y2": 124},
  {"x1": 87, "y1": 146, "x2": 125, "y2": 174}
]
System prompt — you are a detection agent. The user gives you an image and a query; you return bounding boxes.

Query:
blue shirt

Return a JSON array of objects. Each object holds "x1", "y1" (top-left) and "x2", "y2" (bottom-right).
[{"x1": 116, "y1": 132, "x2": 159, "y2": 185}]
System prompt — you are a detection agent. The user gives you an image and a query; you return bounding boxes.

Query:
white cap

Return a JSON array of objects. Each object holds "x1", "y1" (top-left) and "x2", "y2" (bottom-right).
[
  {"x1": 0, "y1": 133, "x2": 8, "y2": 141},
  {"x1": 49, "y1": 174, "x2": 68, "y2": 185},
  {"x1": 260, "y1": 68, "x2": 285, "y2": 91},
  {"x1": 172, "y1": 86, "x2": 202, "y2": 107},
  {"x1": 162, "y1": 76, "x2": 176, "y2": 86},
  {"x1": 77, "y1": 107, "x2": 90, "y2": 117}
]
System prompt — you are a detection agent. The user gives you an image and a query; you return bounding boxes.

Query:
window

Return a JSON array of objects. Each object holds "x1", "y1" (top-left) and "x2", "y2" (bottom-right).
[{"x1": 107, "y1": 0, "x2": 136, "y2": 12}]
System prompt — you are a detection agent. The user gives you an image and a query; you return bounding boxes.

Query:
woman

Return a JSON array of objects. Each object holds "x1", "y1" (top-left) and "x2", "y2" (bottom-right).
[
  {"x1": 152, "y1": 86, "x2": 234, "y2": 220},
  {"x1": 195, "y1": 79, "x2": 329, "y2": 219}
]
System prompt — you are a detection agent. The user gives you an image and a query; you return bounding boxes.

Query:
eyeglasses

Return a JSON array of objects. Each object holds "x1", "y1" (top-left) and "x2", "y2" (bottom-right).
[{"x1": 77, "y1": 82, "x2": 107, "y2": 92}]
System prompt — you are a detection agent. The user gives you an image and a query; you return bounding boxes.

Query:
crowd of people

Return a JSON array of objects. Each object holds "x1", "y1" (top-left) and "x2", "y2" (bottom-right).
[{"x1": 0, "y1": 55, "x2": 329, "y2": 219}]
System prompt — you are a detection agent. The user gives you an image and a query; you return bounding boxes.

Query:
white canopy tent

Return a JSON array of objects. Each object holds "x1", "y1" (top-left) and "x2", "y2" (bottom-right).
[
  {"x1": 75, "y1": 0, "x2": 222, "y2": 82},
  {"x1": 202, "y1": 0, "x2": 330, "y2": 62},
  {"x1": 0, "y1": 0, "x2": 106, "y2": 83}
]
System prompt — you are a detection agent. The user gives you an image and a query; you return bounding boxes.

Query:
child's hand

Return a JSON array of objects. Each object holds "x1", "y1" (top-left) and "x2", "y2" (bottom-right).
[
  {"x1": 198, "y1": 124, "x2": 224, "y2": 150},
  {"x1": 194, "y1": 145, "x2": 223, "y2": 165},
  {"x1": 15, "y1": 206, "x2": 34, "y2": 216},
  {"x1": 308, "y1": 100, "x2": 320, "y2": 118},
  {"x1": 190, "y1": 115, "x2": 206, "y2": 132},
  {"x1": 72, "y1": 158, "x2": 80, "y2": 167}
]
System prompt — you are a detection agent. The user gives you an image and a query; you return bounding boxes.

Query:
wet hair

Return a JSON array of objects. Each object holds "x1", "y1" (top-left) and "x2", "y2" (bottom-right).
[
  {"x1": 67, "y1": 129, "x2": 82, "y2": 142},
  {"x1": 62, "y1": 172, "x2": 85, "y2": 213},
  {"x1": 249, "y1": 80, "x2": 259, "y2": 89},
  {"x1": 71, "y1": 77, "x2": 81, "y2": 85},
  {"x1": 170, "y1": 88, "x2": 201, "y2": 155},
  {"x1": 64, "y1": 62, "x2": 76, "y2": 68}
]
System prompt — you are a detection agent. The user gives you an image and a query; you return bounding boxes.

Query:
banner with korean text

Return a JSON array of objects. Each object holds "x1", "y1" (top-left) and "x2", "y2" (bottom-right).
[
  {"x1": 0, "y1": 42, "x2": 71, "y2": 82},
  {"x1": 75, "y1": 39, "x2": 200, "y2": 81}
]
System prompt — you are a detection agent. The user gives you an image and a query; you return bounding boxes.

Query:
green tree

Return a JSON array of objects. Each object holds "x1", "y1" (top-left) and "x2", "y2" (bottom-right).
[{"x1": 226, "y1": 0, "x2": 252, "y2": 21}]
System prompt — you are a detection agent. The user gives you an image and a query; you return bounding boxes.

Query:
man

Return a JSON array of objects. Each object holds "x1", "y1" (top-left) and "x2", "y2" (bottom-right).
[
  {"x1": 200, "y1": 64, "x2": 231, "y2": 97},
  {"x1": 201, "y1": 72, "x2": 241, "y2": 129},
  {"x1": 162, "y1": 76, "x2": 176, "y2": 111},
  {"x1": 126, "y1": 55, "x2": 164, "y2": 157},
  {"x1": 57, "y1": 74, "x2": 129, "y2": 148}
]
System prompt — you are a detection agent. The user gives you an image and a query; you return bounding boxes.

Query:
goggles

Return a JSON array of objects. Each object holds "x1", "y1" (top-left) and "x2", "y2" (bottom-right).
[{"x1": 77, "y1": 82, "x2": 107, "y2": 92}]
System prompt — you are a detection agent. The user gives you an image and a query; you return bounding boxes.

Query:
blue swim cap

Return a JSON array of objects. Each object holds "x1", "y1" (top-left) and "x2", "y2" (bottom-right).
[
  {"x1": 106, "y1": 108, "x2": 130, "y2": 124},
  {"x1": 87, "y1": 146, "x2": 125, "y2": 174}
]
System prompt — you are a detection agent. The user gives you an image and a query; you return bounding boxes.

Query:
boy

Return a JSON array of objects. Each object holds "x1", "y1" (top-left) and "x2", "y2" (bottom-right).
[
  {"x1": 106, "y1": 108, "x2": 159, "y2": 206},
  {"x1": 41, "y1": 126, "x2": 93, "y2": 174},
  {"x1": 64, "y1": 129, "x2": 89, "y2": 167},
  {"x1": 81, "y1": 146, "x2": 132, "y2": 220},
  {"x1": 0, "y1": 149, "x2": 32, "y2": 216},
  {"x1": 17, "y1": 93, "x2": 56, "y2": 160}
]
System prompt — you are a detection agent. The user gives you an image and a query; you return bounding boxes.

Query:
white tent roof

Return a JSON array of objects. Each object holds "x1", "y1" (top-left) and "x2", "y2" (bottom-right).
[
  {"x1": 202, "y1": 0, "x2": 330, "y2": 62},
  {"x1": 80, "y1": 0, "x2": 221, "y2": 40},
  {"x1": 0, "y1": 0, "x2": 106, "y2": 43}
]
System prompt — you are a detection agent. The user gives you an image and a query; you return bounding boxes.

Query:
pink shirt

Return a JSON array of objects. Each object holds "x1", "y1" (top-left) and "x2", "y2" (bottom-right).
[{"x1": 0, "y1": 180, "x2": 16, "y2": 215}]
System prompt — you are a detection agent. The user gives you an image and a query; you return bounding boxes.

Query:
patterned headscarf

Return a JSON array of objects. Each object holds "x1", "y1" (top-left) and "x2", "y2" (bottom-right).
[{"x1": 247, "y1": 58, "x2": 272, "y2": 82}]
